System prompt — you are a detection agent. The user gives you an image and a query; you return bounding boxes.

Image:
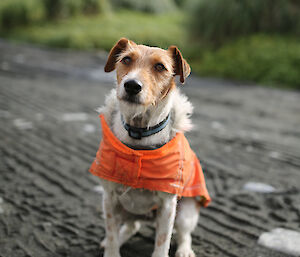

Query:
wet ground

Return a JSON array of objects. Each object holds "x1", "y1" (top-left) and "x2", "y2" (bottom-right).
[{"x1": 0, "y1": 39, "x2": 300, "y2": 257}]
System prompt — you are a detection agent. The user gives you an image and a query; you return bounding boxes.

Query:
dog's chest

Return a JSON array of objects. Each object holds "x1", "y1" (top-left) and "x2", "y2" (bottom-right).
[{"x1": 115, "y1": 185, "x2": 160, "y2": 215}]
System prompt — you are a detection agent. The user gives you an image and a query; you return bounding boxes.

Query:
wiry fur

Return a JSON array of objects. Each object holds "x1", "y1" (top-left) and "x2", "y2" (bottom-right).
[
  {"x1": 97, "y1": 87, "x2": 193, "y2": 147},
  {"x1": 96, "y1": 38, "x2": 200, "y2": 257}
]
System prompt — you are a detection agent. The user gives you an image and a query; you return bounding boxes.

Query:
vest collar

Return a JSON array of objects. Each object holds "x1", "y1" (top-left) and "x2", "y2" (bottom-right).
[{"x1": 121, "y1": 114, "x2": 170, "y2": 140}]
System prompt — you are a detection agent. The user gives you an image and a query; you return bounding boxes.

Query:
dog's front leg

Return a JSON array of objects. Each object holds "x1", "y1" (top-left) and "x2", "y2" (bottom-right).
[
  {"x1": 152, "y1": 193, "x2": 177, "y2": 257},
  {"x1": 102, "y1": 184, "x2": 121, "y2": 257}
]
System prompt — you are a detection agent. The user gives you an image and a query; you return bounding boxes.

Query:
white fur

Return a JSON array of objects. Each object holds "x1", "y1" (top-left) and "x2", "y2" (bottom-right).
[
  {"x1": 98, "y1": 87, "x2": 193, "y2": 147},
  {"x1": 117, "y1": 69, "x2": 148, "y2": 104}
]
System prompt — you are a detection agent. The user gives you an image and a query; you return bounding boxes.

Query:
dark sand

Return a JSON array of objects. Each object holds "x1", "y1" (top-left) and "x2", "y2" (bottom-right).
[{"x1": 0, "y1": 39, "x2": 299, "y2": 257}]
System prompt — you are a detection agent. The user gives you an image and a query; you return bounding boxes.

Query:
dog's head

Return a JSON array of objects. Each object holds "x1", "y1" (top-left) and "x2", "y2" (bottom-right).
[{"x1": 104, "y1": 38, "x2": 191, "y2": 106}]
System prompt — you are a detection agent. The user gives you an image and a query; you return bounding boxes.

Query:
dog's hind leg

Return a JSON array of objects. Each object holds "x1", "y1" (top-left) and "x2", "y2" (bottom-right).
[{"x1": 175, "y1": 198, "x2": 199, "y2": 257}]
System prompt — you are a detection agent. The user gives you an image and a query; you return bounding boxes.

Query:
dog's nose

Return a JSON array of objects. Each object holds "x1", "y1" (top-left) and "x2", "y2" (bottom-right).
[{"x1": 124, "y1": 80, "x2": 142, "y2": 95}]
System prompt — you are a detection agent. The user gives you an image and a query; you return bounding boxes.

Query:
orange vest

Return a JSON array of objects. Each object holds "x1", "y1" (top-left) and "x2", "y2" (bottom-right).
[{"x1": 89, "y1": 114, "x2": 211, "y2": 207}]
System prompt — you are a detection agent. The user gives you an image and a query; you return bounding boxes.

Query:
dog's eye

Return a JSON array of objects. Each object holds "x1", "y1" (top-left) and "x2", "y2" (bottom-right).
[
  {"x1": 121, "y1": 56, "x2": 131, "y2": 65},
  {"x1": 154, "y1": 63, "x2": 166, "y2": 72}
]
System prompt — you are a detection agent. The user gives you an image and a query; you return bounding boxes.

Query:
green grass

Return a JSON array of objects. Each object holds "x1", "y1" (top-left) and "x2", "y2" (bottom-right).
[
  {"x1": 110, "y1": 0, "x2": 176, "y2": 13},
  {"x1": 189, "y1": 0, "x2": 300, "y2": 45},
  {"x1": 0, "y1": 0, "x2": 45, "y2": 31},
  {"x1": 192, "y1": 35, "x2": 300, "y2": 89},
  {"x1": 3, "y1": 10, "x2": 185, "y2": 51}
]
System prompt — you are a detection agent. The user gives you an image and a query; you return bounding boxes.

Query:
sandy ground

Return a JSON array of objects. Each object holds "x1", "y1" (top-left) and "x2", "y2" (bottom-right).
[{"x1": 0, "y1": 39, "x2": 300, "y2": 257}]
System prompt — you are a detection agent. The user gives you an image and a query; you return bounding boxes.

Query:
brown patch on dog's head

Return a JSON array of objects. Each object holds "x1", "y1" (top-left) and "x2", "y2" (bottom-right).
[{"x1": 105, "y1": 38, "x2": 191, "y2": 106}]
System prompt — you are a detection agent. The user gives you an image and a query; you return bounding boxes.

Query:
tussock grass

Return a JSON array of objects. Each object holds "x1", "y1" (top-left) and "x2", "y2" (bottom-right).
[
  {"x1": 4, "y1": 10, "x2": 185, "y2": 51},
  {"x1": 189, "y1": 0, "x2": 300, "y2": 45},
  {"x1": 0, "y1": 0, "x2": 109, "y2": 31},
  {"x1": 0, "y1": 0, "x2": 45, "y2": 31},
  {"x1": 111, "y1": 0, "x2": 176, "y2": 13},
  {"x1": 43, "y1": 0, "x2": 110, "y2": 19},
  {"x1": 192, "y1": 35, "x2": 300, "y2": 89}
]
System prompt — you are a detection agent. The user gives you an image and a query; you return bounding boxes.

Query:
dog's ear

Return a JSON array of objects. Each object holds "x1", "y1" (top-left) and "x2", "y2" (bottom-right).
[
  {"x1": 104, "y1": 38, "x2": 131, "y2": 72},
  {"x1": 168, "y1": 46, "x2": 191, "y2": 84}
]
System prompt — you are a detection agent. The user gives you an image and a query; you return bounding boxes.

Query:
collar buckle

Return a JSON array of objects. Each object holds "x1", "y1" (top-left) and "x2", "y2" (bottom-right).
[{"x1": 128, "y1": 128, "x2": 142, "y2": 140}]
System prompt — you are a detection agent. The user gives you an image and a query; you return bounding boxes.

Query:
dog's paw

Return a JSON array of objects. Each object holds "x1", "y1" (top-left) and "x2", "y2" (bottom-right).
[
  {"x1": 100, "y1": 238, "x2": 106, "y2": 248},
  {"x1": 175, "y1": 248, "x2": 196, "y2": 257}
]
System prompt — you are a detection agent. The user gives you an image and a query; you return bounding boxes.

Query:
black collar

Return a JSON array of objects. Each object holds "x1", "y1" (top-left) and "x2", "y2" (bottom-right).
[{"x1": 121, "y1": 114, "x2": 170, "y2": 140}]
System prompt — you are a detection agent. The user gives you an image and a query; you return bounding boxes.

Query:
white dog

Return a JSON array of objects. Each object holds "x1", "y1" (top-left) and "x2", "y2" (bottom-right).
[{"x1": 90, "y1": 38, "x2": 211, "y2": 257}]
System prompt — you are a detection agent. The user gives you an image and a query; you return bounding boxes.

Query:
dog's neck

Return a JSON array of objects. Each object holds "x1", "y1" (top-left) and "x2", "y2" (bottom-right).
[
  {"x1": 119, "y1": 92, "x2": 173, "y2": 129},
  {"x1": 99, "y1": 87, "x2": 193, "y2": 149},
  {"x1": 110, "y1": 91, "x2": 175, "y2": 148}
]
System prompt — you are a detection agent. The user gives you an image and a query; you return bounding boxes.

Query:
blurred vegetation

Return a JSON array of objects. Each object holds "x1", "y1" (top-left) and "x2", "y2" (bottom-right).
[
  {"x1": 188, "y1": 0, "x2": 300, "y2": 88},
  {"x1": 193, "y1": 35, "x2": 300, "y2": 88},
  {"x1": 111, "y1": 0, "x2": 176, "y2": 13},
  {"x1": 0, "y1": 0, "x2": 109, "y2": 30},
  {"x1": 0, "y1": 0, "x2": 299, "y2": 89},
  {"x1": 0, "y1": 0, "x2": 45, "y2": 31},
  {"x1": 189, "y1": 0, "x2": 300, "y2": 45},
  {"x1": 43, "y1": 0, "x2": 110, "y2": 19},
  {"x1": 4, "y1": 10, "x2": 184, "y2": 51}
]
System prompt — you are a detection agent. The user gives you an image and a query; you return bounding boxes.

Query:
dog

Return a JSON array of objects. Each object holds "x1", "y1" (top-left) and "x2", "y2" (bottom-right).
[{"x1": 89, "y1": 38, "x2": 211, "y2": 257}]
